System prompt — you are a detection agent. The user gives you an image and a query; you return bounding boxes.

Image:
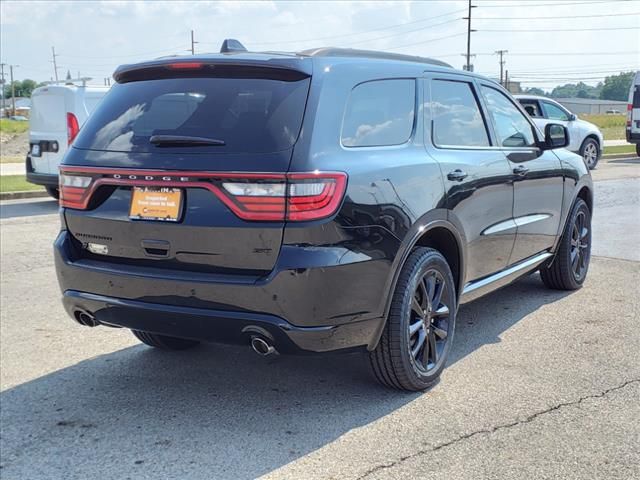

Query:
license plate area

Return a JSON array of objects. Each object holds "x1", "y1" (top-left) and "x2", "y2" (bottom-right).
[{"x1": 129, "y1": 186, "x2": 183, "y2": 222}]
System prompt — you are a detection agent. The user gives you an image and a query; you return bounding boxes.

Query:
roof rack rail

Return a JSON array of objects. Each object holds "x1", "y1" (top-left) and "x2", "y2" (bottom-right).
[
  {"x1": 298, "y1": 48, "x2": 452, "y2": 68},
  {"x1": 42, "y1": 77, "x2": 93, "y2": 87}
]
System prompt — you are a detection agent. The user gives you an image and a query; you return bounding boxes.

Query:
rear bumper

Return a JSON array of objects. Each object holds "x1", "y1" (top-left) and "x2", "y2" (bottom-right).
[
  {"x1": 26, "y1": 155, "x2": 59, "y2": 187},
  {"x1": 626, "y1": 130, "x2": 640, "y2": 144},
  {"x1": 55, "y1": 230, "x2": 387, "y2": 353}
]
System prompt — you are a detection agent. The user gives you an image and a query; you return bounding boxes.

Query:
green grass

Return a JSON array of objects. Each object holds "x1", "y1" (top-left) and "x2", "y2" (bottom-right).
[
  {"x1": 580, "y1": 114, "x2": 626, "y2": 141},
  {"x1": 0, "y1": 119, "x2": 29, "y2": 135},
  {"x1": 603, "y1": 144, "x2": 637, "y2": 155},
  {"x1": 0, "y1": 175, "x2": 44, "y2": 193}
]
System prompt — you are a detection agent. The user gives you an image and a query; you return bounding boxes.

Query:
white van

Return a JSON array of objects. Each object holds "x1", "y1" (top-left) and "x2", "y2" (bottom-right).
[
  {"x1": 27, "y1": 82, "x2": 109, "y2": 198},
  {"x1": 626, "y1": 71, "x2": 640, "y2": 157}
]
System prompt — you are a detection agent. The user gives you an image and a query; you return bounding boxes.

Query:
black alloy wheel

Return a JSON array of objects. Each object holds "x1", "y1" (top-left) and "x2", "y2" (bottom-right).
[
  {"x1": 370, "y1": 247, "x2": 456, "y2": 391},
  {"x1": 408, "y1": 269, "x2": 451, "y2": 373}
]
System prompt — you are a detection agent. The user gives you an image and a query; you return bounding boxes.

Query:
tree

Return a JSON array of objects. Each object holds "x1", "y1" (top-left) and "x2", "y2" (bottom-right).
[
  {"x1": 600, "y1": 71, "x2": 635, "y2": 101},
  {"x1": 523, "y1": 87, "x2": 546, "y2": 96},
  {"x1": 2, "y1": 79, "x2": 44, "y2": 99}
]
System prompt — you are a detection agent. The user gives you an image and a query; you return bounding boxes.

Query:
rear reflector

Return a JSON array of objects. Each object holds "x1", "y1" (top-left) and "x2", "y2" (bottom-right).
[
  {"x1": 67, "y1": 113, "x2": 80, "y2": 145},
  {"x1": 58, "y1": 167, "x2": 347, "y2": 222}
]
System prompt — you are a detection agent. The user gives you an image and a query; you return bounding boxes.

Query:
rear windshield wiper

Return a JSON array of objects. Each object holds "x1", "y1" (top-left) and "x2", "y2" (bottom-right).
[{"x1": 149, "y1": 135, "x2": 226, "y2": 147}]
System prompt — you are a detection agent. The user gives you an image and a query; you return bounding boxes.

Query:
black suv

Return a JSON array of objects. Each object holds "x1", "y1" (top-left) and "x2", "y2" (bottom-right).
[{"x1": 55, "y1": 44, "x2": 593, "y2": 391}]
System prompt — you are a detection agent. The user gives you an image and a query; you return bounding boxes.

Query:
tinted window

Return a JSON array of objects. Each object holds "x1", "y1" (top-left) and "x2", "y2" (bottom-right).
[
  {"x1": 482, "y1": 86, "x2": 536, "y2": 148},
  {"x1": 342, "y1": 79, "x2": 415, "y2": 147},
  {"x1": 431, "y1": 80, "x2": 490, "y2": 147},
  {"x1": 633, "y1": 86, "x2": 640, "y2": 108},
  {"x1": 542, "y1": 101, "x2": 569, "y2": 121},
  {"x1": 73, "y1": 77, "x2": 310, "y2": 154},
  {"x1": 518, "y1": 99, "x2": 543, "y2": 118}
]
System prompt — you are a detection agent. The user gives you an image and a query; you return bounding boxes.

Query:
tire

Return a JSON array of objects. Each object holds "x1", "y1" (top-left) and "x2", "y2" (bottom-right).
[
  {"x1": 580, "y1": 137, "x2": 600, "y2": 170},
  {"x1": 636, "y1": 143, "x2": 640, "y2": 158},
  {"x1": 369, "y1": 247, "x2": 457, "y2": 391},
  {"x1": 132, "y1": 330, "x2": 200, "y2": 350},
  {"x1": 46, "y1": 187, "x2": 60, "y2": 200},
  {"x1": 540, "y1": 198, "x2": 591, "y2": 290}
]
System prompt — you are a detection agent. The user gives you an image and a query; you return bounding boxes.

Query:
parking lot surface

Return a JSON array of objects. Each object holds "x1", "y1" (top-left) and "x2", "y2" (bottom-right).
[{"x1": 1, "y1": 162, "x2": 639, "y2": 479}]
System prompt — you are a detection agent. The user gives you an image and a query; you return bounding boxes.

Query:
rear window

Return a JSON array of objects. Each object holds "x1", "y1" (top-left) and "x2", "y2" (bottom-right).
[
  {"x1": 73, "y1": 77, "x2": 310, "y2": 154},
  {"x1": 30, "y1": 93, "x2": 66, "y2": 132},
  {"x1": 341, "y1": 79, "x2": 416, "y2": 147},
  {"x1": 633, "y1": 85, "x2": 640, "y2": 108}
]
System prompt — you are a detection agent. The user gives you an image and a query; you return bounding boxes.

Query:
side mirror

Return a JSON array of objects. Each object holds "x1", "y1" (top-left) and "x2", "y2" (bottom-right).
[
  {"x1": 568, "y1": 113, "x2": 577, "y2": 121},
  {"x1": 543, "y1": 123, "x2": 569, "y2": 149}
]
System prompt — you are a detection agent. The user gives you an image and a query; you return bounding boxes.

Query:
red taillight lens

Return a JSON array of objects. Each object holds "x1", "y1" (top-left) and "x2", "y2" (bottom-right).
[
  {"x1": 67, "y1": 113, "x2": 80, "y2": 145},
  {"x1": 627, "y1": 103, "x2": 633, "y2": 127},
  {"x1": 59, "y1": 172, "x2": 93, "y2": 208},
  {"x1": 167, "y1": 62, "x2": 203, "y2": 70},
  {"x1": 219, "y1": 172, "x2": 347, "y2": 221},
  {"x1": 57, "y1": 167, "x2": 348, "y2": 221}
]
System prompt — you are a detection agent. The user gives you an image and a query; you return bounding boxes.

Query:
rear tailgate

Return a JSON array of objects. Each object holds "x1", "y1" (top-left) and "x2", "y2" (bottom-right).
[
  {"x1": 61, "y1": 61, "x2": 311, "y2": 275},
  {"x1": 29, "y1": 88, "x2": 68, "y2": 174}
]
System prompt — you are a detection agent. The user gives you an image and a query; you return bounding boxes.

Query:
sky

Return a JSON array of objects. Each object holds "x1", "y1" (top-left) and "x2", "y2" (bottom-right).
[{"x1": 1, "y1": 0, "x2": 639, "y2": 91}]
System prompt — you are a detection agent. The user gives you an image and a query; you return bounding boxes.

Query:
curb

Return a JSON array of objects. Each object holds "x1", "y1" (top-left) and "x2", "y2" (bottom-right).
[
  {"x1": 603, "y1": 153, "x2": 639, "y2": 160},
  {"x1": 0, "y1": 190, "x2": 49, "y2": 201}
]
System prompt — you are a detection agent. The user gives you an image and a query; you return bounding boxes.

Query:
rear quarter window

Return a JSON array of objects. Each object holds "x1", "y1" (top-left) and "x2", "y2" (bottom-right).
[
  {"x1": 73, "y1": 77, "x2": 310, "y2": 154},
  {"x1": 341, "y1": 79, "x2": 416, "y2": 147}
]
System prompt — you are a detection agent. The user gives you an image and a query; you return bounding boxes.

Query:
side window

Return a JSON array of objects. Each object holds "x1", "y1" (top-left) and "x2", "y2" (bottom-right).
[
  {"x1": 541, "y1": 101, "x2": 569, "y2": 121},
  {"x1": 342, "y1": 79, "x2": 415, "y2": 147},
  {"x1": 519, "y1": 100, "x2": 542, "y2": 118},
  {"x1": 481, "y1": 86, "x2": 536, "y2": 148},
  {"x1": 430, "y1": 79, "x2": 490, "y2": 147}
]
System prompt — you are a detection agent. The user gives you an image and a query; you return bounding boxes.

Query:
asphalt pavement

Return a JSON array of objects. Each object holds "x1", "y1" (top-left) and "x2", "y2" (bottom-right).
[{"x1": 0, "y1": 162, "x2": 638, "y2": 479}]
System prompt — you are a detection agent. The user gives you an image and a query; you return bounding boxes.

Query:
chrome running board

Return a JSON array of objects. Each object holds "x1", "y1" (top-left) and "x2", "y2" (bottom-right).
[{"x1": 460, "y1": 252, "x2": 553, "y2": 304}]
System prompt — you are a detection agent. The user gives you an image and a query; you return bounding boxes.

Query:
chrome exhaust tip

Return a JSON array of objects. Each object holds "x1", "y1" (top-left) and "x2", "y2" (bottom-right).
[
  {"x1": 250, "y1": 336, "x2": 277, "y2": 356},
  {"x1": 73, "y1": 310, "x2": 99, "y2": 327}
]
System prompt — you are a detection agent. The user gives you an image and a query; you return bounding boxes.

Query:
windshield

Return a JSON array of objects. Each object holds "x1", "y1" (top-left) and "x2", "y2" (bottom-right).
[{"x1": 73, "y1": 76, "x2": 310, "y2": 154}]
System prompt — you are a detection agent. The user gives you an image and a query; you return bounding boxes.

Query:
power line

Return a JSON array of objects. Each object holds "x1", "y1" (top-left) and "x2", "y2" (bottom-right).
[
  {"x1": 478, "y1": 0, "x2": 632, "y2": 8},
  {"x1": 58, "y1": 45, "x2": 187, "y2": 59},
  {"x1": 475, "y1": 12, "x2": 640, "y2": 19},
  {"x1": 386, "y1": 32, "x2": 468, "y2": 51},
  {"x1": 475, "y1": 51, "x2": 638, "y2": 56},
  {"x1": 480, "y1": 26, "x2": 639, "y2": 32},
  {"x1": 343, "y1": 18, "x2": 460, "y2": 47},
  {"x1": 200, "y1": 7, "x2": 468, "y2": 47}
]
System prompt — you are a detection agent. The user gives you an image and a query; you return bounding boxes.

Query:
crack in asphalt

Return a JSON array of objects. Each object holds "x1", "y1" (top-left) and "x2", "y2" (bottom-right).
[{"x1": 356, "y1": 379, "x2": 640, "y2": 480}]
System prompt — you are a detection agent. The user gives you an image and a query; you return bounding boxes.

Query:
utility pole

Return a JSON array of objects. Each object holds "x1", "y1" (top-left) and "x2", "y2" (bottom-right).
[
  {"x1": 460, "y1": 53, "x2": 476, "y2": 72},
  {"x1": 51, "y1": 46, "x2": 59, "y2": 82},
  {"x1": 9, "y1": 64, "x2": 17, "y2": 116},
  {"x1": 495, "y1": 50, "x2": 508, "y2": 86},
  {"x1": 190, "y1": 30, "x2": 198, "y2": 55},
  {"x1": 463, "y1": 0, "x2": 477, "y2": 71},
  {"x1": 0, "y1": 63, "x2": 5, "y2": 114},
  {"x1": 505, "y1": 70, "x2": 510, "y2": 92}
]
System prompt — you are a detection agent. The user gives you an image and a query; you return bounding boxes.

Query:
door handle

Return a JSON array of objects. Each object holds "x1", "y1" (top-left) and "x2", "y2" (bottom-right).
[
  {"x1": 513, "y1": 165, "x2": 530, "y2": 176},
  {"x1": 447, "y1": 169, "x2": 468, "y2": 182}
]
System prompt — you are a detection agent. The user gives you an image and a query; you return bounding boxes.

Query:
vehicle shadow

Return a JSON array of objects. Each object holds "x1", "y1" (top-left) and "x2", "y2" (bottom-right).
[
  {"x1": 0, "y1": 198, "x2": 58, "y2": 219},
  {"x1": 0, "y1": 274, "x2": 570, "y2": 479}
]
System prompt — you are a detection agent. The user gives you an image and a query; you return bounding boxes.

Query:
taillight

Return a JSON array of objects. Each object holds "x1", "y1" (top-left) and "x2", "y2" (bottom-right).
[
  {"x1": 59, "y1": 173, "x2": 93, "y2": 208},
  {"x1": 67, "y1": 113, "x2": 80, "y2": 145},
  {"x1": 167, "y1": 62, "x2": 203, "y2": 70},
  {"x1": 219, "y1": 172, "x2": 347, "y2": 221},
  {"x1": 57, "y1": 167, "x2": 347, "y2": 221},
  {"x1": 627, "y1": 104, "x2": 633, "y2": 127}
]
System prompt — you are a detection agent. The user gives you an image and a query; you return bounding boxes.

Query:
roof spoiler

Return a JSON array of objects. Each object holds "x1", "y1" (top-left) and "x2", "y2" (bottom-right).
[{"x1": 220, "y1": 39, "x2": 247, "y2": 54}]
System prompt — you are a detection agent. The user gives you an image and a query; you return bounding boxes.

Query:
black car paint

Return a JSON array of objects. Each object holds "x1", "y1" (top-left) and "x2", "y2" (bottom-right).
[{"x1": 55, "y1": 52, "x2": 592, "y2": 354}]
